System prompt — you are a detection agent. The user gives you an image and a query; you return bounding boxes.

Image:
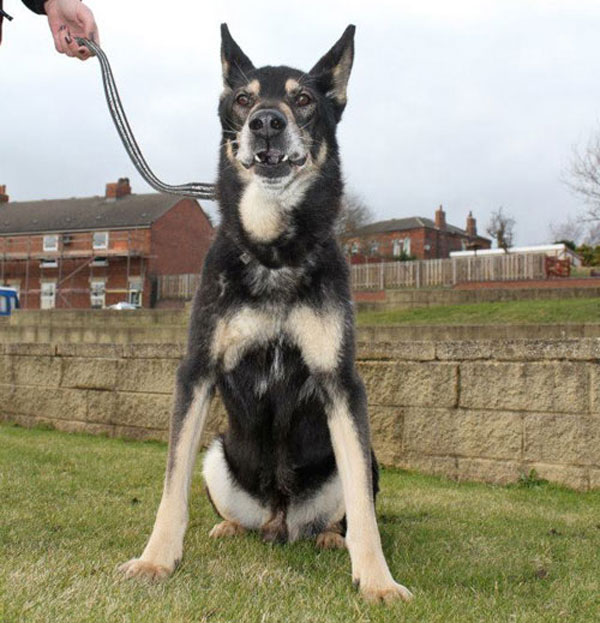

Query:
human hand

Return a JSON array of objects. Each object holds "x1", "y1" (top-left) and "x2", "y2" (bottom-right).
[{"x1": 44, "y1": 0, "x2": 99, "y2": 60}]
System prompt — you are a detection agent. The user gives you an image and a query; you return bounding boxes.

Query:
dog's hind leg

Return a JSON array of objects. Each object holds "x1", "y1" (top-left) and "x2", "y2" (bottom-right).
[
  {"x1": 203, "y1": 437, "x2": 270, "y2": 536},
  {"x1": 119, "y1": 359, "x2": 214, "y2": 580}
]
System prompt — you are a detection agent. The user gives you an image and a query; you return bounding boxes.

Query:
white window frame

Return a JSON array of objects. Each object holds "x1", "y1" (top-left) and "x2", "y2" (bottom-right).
[
  {"x1": 403, "y1": 237, "x2": 411, "y2": 255},
  {"x1": 7, "y1": 281, "x2": 21, "y2": 300},
  {"x1": 392, "y1": 239, "x2": 402, "y2": 257},
  {"x1": 43, "y1": 235, "x2": 58, "y2": 252},
  {"x1": 40, "y1": 259, "x2": 58, "y2": 268},
  {"x1": 40, "y1": 281, "x2": 56, "y2": 309},
  {"x1": 90, "y1": 279, "x2": 106, "y2": 309},
  {"x1": 128, "y1": 278, "x2": 143, "y2": 307},
  {"x1": 92, "y1": 231, "x2": 109, "y2": 250}
]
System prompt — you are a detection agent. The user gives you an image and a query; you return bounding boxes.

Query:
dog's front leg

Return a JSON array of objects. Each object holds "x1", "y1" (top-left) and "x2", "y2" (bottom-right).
[
  {"x1": 120, "y1": 364, "x2": 213, "y2": 580},
  {"x1": 325, "y1": 377, "x2": 413, "y2": 604}
]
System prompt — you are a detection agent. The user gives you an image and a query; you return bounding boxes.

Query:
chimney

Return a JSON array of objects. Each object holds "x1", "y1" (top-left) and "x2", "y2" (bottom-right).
[
  {"x1": 466, "y1": 211, "x2": 477, "y2": 237},
  {"x1": 434, "y1": 204, "x2": 446, "y2": 230},
  {"x1": 105, "y1": 177, "x2": 131, "y2": 200},
  {"x1": 0, "y1": 184, "x2": 9, "y2": 203}
]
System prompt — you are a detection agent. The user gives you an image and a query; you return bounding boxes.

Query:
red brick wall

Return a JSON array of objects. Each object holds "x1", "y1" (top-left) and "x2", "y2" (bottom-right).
[
  {"x1": 0, "y1": 230, "x2": 151, "y2": 309},
  {"x1": 343, "y1": 227, "x2": 491, "y2": 261},
  {"x1": 1, "y1": 256, "x2": 147, "y2": 309},
  {"x1": 149, "y1": 199, "x2": 214, "y2": 276},
  {"x1": 0, "y1": 199, "x2": 213, "y2": 309}
]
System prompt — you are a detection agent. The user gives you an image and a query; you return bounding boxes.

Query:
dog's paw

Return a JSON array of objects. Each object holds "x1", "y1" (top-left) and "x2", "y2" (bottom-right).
[
  {"x1": 356, "y1": 579, "x2": 414, "y2": 604},
  {"x1": 118, "y1": 558, "x2": 173, "y2": 581},
  {"x1": 208, "y1": 520, "x2": 247, "y2": 539},
  {"x1": 316, "y1": 531, "x2": 346, "y2": 550}
]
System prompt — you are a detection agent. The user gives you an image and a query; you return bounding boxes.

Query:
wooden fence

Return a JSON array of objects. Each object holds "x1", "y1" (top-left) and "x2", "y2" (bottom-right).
[
  {"x1": 156, "y1": 253, "x2": 547, "y2": 300},
  {"x1": 157, "y1": 273, "x2": 201, "y2": 301},
  {"x1": 350, "y1": 253, "x2": 547, "y2": 290}
]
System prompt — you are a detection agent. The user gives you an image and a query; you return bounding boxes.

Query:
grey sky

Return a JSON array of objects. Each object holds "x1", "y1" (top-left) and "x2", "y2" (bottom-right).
[{"x1": 2, "y1": 0, "x2": 600, "y2": 245}]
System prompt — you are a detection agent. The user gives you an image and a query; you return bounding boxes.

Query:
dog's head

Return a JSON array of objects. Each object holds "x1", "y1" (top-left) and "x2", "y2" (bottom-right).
[{"x1": 218, "y1": 24, "x2": 355, "y2": 190}]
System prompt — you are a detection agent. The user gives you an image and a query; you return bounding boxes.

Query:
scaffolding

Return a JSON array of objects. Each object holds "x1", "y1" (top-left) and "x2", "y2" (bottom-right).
[{"x1": 0, "y1": 229, "x2": 152, "y2": 308}]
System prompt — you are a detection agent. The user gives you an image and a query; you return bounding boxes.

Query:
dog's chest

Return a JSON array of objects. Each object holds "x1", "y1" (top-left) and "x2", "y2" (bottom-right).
[
  {"x1": 241, "y1": 262, "x2": 306, "y2": 298},
  {"x1": 211, "y1": 304, "x2": 344, "y2": 375}
]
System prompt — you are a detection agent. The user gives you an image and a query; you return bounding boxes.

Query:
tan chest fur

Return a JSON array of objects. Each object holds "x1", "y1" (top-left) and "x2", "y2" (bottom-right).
[{"x1": 211, "y1": 305, "x2": 344, "y2": 373}]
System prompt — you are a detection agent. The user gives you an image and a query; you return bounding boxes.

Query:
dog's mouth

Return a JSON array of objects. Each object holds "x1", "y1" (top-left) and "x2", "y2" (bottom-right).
[{"x1": 242, "y1": 149, "x2": 308, "y2": 177}]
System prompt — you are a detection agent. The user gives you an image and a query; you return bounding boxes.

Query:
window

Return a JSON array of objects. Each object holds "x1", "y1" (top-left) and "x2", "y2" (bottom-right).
[
  {"x1": 8, "y1": 282, "x2": 20, "y2": 300},
  {"x1": 128, "y1": 278, "x2": 143, "y2": 307},
  {"x1": 403, "y1": 238, "x2": 411, "y2": 255},
  {"x1": 90, "y1": 279, "x2": 106, "y2": 309},
  {"x1": 40, "y1": 260, "x2": 58, "y2": 268},
  {"x1": 351, "y1": 242, "x2": 359, "y2": 255},
  {"x1": 40, "y1": 282, "x2": 56, "y2": 309},
  {"x1": 392, "y1": 239, "x2": 402, "y2": 257},
  {"x1": 90, "y1": 257, "x2": 108, "y2": 267},
  {"x1": 43, "y1": 235, "x2": 58, "y2": 252},
  {"x1": 369, "y1": 241, "x2": 379, "y2": 255},
  {"x1": 92, "y1": 231, "x2": 109, "y2": 250}
]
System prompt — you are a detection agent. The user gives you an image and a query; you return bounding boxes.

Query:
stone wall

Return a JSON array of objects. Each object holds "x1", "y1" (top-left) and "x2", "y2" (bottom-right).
[
  {"x1": 1, "y1": 338, "x2": 599, "y2": 491},
  {"x1": 356, "y1": 283, "x2": 600, "y2": 311}
]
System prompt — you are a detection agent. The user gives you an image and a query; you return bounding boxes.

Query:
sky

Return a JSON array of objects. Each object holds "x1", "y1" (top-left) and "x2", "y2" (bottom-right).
[{"x1": 2, "y1": 0, "x2": 600, "y2": 246}]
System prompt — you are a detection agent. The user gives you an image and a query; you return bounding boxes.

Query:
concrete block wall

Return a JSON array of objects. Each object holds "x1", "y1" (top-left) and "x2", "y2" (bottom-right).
[{"x1": 1, "y1": 338, "x2": 599, "y2": 491}]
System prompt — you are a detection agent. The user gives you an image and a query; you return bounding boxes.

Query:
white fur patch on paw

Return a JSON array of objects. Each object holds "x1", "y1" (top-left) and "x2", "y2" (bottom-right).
[
  {"x1": 358, "y1": 579, "x2": 414, "y2": 604},
  {"x1": 118, "y1": 558, "x2": 173, "y2": 581},
  {"x1": 208, "y1": 520, "x2": 247, "y2": 539}
]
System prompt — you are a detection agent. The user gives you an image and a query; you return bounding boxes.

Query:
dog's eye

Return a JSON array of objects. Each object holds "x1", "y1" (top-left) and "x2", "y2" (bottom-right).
[
  {"x1": 296, "y1": 93, "x2": 312, "y2": 107},
  {"x1": 236, "y1": 94, "x2": 252, "y2": 107}
]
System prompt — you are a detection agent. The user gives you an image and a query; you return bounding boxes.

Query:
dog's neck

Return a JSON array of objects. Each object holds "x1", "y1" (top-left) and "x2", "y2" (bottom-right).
[{"x1": 218, "y1": 174, "x2": 342, "y2": 270}]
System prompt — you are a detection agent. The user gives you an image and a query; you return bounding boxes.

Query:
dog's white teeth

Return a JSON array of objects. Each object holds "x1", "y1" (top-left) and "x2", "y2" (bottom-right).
[
  {"x1": 254, "y1": 155, "x2": 262, "y2": 163},
  {"x1": 282, "y1": 155, "x2": 289, "y2": 162}
]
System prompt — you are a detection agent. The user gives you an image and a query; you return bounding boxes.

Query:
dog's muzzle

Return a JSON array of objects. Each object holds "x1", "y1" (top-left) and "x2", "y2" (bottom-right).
[{"x1": 240, "y1": 108, "x2": 308, "y2": 178}]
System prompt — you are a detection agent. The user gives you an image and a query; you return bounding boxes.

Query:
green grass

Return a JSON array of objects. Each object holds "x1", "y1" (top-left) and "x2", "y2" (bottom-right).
[
  {"x1": 356, "y1": 297, "x2": 600, "y2": 326},
  {"x1": 1, "y1": 424, "x2": 600, "y2": 623}
]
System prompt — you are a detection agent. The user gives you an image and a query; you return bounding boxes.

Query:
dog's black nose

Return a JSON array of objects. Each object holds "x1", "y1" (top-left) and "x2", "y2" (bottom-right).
[{"x1": 248, "y1": 109, "x2": 287, "y2": 138}]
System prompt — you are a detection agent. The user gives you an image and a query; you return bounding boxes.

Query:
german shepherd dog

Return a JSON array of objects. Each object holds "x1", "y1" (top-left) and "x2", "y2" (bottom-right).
[{"x1": 120, "y1": 24, "x2": 412, "y2": 604}]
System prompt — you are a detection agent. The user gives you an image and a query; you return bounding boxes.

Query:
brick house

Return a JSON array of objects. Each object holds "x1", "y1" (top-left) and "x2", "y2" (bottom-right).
[
  {"x1": 0, "y1": 179, "x2": 213, "y2": 309},
  {"x1": 342, "y1": 205, "x2": 491, "y2": 263}
]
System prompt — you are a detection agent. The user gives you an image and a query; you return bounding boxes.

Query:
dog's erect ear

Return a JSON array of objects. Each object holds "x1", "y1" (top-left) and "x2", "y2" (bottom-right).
[
  {"x1": 221, "y1": 23, "x2": 255, "y2": 89},
  {"x1": 309, "y1": 25, "x2": 355, "y2": 118}
]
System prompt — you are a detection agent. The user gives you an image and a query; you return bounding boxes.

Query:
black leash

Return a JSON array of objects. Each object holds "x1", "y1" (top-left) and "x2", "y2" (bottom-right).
[{"x1": 76, "y1": 37, "x2": 216, "y2": 201}]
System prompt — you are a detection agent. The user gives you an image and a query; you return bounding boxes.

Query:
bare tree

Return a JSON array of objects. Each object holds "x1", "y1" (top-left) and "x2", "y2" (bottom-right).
[
  {"x1": 584, "y1": 220, "x2": 600, "y2": 246},
  {"x1": 486, "y1": 207, "x2": 515, "y2": 253},
  {"x1": 548, "y1": 216, "x2": 584, "y2": 247},
  {"x1": 336, "y1": 192, "x2": 374, "y2": 238},
  {"x1": 549, "y1": 215, "x2": 600, "y2": 247},
  {"x1": 565, "y1": 132, "x2": 600, "y2": 220}
]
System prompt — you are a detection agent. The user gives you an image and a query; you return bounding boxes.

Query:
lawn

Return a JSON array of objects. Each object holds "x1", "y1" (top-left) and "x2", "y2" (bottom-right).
[
  {"x1": 356, "y1": 297, "x2": 600, "y2": 326},
  {"x1": 1, "y1": 423, "x2": 599, "y2": 623}
]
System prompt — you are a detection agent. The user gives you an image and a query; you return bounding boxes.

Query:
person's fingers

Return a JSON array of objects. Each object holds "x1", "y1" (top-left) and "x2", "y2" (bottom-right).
[
  {"x1": 51, "y1": 24, "x2": 66, "y2": 54},
  {"x1": 77, "y1": 46, "x2": 91, "y2": 60},
  {"x1": 78, "y1": 6, "x2": 99, "y2": 44},
  {"x1": 62, "y1": 29, "x2": 78, "y2": 57},
  {"x1": 74, "y1": 8, "x2": 99, "y2": 59}
]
